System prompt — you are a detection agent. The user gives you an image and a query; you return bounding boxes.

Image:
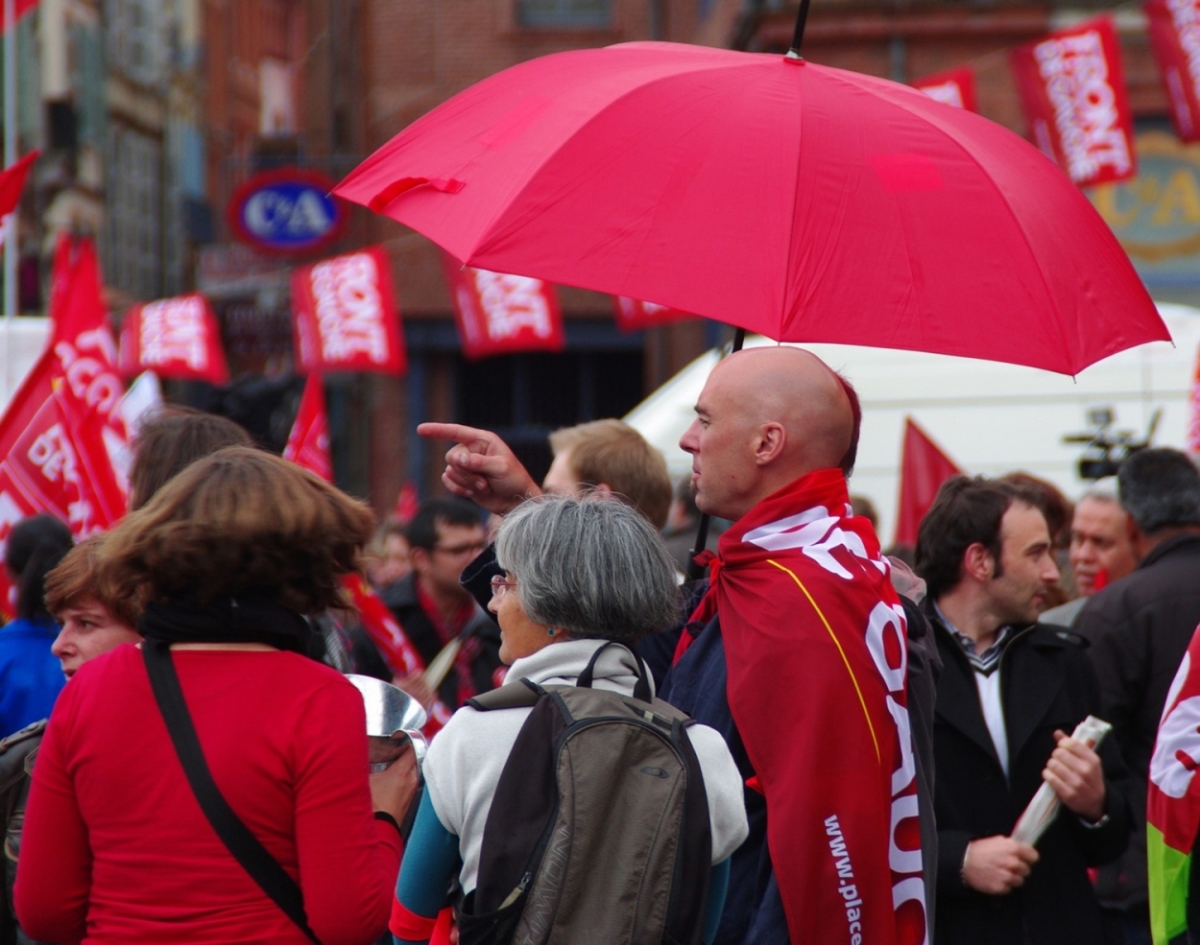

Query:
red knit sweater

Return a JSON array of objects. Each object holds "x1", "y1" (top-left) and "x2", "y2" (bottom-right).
[{"x1": 15, "y1": 644, "x2": 401, "y2": 945}]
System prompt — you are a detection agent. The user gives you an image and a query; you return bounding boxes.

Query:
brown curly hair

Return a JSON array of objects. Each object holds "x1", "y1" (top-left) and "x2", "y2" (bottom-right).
[
  {"x1": 45, "y1": 534, "x2": 140, "y2": 628},
  {"x1": 98, "y1": 447, "x2": 375, "y2": 614}
]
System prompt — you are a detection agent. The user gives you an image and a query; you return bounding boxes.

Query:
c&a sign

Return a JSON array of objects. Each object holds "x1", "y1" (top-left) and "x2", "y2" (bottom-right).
[{"x1": 1090, "y1": 128, "x2": 1200, "y2": 288}]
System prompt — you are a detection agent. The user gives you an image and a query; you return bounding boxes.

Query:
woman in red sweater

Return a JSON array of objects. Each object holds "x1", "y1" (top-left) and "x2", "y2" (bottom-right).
[{"x1": 15, "y1": 447, "x2": 416, "y2": 945}]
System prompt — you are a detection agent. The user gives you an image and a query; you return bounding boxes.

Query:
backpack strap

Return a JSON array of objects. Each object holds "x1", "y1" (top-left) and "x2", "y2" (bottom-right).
[
  {"x1": 577, "y1": 641, "x2": 653, "y2": 703},
  {"x1": 142, "y1": 639, "x2": 322, "y2": 945},
  {"x1": 467, "y1": 678, "x2": 544, "y2": 711}
]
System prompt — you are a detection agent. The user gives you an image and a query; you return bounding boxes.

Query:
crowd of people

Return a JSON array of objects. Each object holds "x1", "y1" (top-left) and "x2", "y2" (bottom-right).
[{"x1": 1, "y1": 345, "x2": 1200, "y2": 945}]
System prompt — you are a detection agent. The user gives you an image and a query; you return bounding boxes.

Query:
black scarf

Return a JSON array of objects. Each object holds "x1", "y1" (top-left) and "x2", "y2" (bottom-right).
[{"x1": 138, "y1": 597, "x2": 313, "y2": 654}]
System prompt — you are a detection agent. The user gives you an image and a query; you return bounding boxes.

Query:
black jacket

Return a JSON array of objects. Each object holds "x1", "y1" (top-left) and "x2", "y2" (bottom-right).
[
  {"x1": 350, "y1": 573, "x2": 503, "y2": 709},
  {"x1": 929, "y1": 607, "x2": 1132, "y2": 945},
  {"x1": 1074, "y1": 534, "x2": 1200, "y2": 912}
]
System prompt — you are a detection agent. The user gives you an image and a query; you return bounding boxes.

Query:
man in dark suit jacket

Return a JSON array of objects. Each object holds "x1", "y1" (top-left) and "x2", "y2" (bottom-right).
[{"x1": 917, "y1": 476, "x2": 1132, "y2": 945}]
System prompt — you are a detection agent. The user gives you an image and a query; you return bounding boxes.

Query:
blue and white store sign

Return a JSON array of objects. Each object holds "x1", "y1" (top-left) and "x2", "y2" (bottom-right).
[{"x1": 228, "y1": 168, "x2": 346, "y2": 255}]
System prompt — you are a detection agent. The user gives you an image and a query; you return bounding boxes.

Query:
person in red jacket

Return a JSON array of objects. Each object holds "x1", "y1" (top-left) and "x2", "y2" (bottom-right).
[{"x1": 15, "y1": 447, "x2": 417, "y2": 945}]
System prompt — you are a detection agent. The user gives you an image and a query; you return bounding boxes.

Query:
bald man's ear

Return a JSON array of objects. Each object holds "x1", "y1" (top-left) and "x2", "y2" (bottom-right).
[{"x1": 753, "y1": 422, "x2": 787, "y2": 466}]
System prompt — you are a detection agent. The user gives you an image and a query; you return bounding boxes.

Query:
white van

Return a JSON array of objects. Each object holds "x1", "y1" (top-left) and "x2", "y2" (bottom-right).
[{"x1": 625, "y1": 304, "x2": 1200, "y2": 546}]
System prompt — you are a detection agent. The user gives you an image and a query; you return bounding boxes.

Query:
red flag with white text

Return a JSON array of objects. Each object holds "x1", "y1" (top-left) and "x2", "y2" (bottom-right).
[
  {"x1": 291, "y1": 246, "x2": 406, "y2": 375},
  {"x1": 119, "y1": 294, "x2": 229, "y2": 385},
  {"x1": 0, "y1": 349, "x2": 127, "y2": 613},
  {"x1": 894, "y1": 418, "x2": 964, "y2": 548},
  {"x1": 47, "y1": 234, "x2": 132, "y2": 496},
  {"x1": 1146, "y1": 0, "x2": 1200, "y2": 143},
  {"x1": 912, "y1": 67, "x2": 978, "y2": 112},
  {"x1": 443, "y1": 256, "x2": 565, "y2": 359},
  {"x1": 283, "y1": 373, "x2": 333, "y2": 483},
  {"x1": 613, "y1": 296, "x2": 694, "y2": 332},
  {"x1": 1010, "y1": 17, "x2": 1136, "y2": 186}
]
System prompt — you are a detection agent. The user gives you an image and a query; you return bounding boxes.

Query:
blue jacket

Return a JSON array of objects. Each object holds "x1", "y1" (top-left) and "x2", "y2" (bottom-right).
[{"x1": 0, "y1": 617, "x2": 64, "y2": 740}]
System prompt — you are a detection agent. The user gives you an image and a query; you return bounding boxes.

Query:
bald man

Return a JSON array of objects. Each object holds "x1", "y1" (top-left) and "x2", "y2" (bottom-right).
[{"x1": 662, "y1": 347, "x2": 928, "y2": 945}]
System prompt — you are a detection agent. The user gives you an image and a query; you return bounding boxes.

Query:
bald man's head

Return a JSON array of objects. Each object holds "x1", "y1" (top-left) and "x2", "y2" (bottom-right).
[{"x1": 679, "y1": 347, "x2": 856, "y2": 520}]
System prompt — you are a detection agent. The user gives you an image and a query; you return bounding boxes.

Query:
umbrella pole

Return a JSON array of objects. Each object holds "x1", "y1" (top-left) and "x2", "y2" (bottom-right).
[
  {"x1": 787, "y1": 0, "x2": 812, "y2": 59},
  {"x1": 684, "y1": 328, "x2": 747, "y2": 582}
]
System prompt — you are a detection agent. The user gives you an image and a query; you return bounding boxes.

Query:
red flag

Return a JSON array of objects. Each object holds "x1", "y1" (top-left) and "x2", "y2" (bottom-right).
[
  {"x1": 46, "y1": 234, "x2": 132, "y2": 495},
  {"x1": 291, "y1": 245, "x2": 407, "y2": 375},
  {"x1": 442, "y1": 255, "x2": 565, "y2": 360},
  {"x1": 1149, "y1": 624, "x2": 1200, "y2": 941},
  {"x1": 613, "y1": 296, "x2": 694, "y2": 332},
  {"x1": 48, "y1": 234, "x2": 111, "y2": 347},
  {"x1": 1146, "y1": 0, "x2": 1200, "y2": 143},
  {"x1": 118, "y1": 293, "x2": 230, "y2": 385},
  {"x1": 894, "y1": 418, "x2": 964, "y2": 547},
  {"x1": 393, "y1": 481, "x2": 420, "y2": 524},
  {"x1": 0, "y1": 0, "x2": 38, "y2": 32},
  {"x1": 1010, "y1": 17, "x2": 1136, "y2": 187},
  {"x1": 0, "y1": 350, "x2": 128, "y2": 614},
  {"x1": 911, "y1": 67, "x2": 978, "y2": 112},
  {"x1": 0, "y1": 151, "x2": 37, "y2": 227},
  {"x1": 283, "y1": 373, "x2": 333, "y2": 483},
  {"x1": 1187, "y1": 344, "x2": 1200, "y2": 455}
]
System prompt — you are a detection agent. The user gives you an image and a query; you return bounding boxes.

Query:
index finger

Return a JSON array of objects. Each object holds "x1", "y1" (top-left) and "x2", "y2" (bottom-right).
[{"x1": 417, "y1": 421, "x2": 490, "y2": 443}]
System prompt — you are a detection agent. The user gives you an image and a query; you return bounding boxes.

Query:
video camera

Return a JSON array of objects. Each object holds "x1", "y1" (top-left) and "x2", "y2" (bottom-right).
[{"x1": 1063, "y1": 406, "x2": 1159, "y2": 480}]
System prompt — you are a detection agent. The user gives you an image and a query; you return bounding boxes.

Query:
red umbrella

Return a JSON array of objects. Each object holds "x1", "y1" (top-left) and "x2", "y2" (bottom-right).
[{"x1": 335, "y1": 41, "x2": 1169, "y2": 375}]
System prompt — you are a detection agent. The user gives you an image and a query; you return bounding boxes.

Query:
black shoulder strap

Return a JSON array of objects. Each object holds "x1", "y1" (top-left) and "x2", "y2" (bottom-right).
[
  {"x1": 142, "y1": 640, "x2": 322, "y2": 945},
  {"x1": 577, "y1": 641, "x2": 652, "y2": 702},
  {"x1": 467, "y1": 677, "x2": 544, "y2": 711}
]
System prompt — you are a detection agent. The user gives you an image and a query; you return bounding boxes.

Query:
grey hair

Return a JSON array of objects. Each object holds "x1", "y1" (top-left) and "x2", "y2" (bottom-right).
[
  {"x1": 1118, "y1": 448, "x2": 1200, "y2": 536},
  {"x1": 494, "y1": 492, "x2": 680, "y2": 647},
  {"x1": 1079, "y1": 476, "x2": 1119, "y2": 504}
]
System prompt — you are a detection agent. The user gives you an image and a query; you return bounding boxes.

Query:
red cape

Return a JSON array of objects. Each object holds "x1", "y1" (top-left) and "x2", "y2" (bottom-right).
[{"x1": 681, "y1": 470, "x2": 927, "y2": 945}]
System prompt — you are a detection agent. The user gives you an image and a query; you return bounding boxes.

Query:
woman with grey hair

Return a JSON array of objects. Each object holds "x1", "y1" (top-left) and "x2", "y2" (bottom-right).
[{"x1": 390, "y1": 494, "x2": 748, "y2": 945}]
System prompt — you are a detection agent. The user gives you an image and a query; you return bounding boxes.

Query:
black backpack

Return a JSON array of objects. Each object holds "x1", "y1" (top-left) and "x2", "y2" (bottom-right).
[{"x1": 456, "y1": 642, "x2": 712, "y2": 945}]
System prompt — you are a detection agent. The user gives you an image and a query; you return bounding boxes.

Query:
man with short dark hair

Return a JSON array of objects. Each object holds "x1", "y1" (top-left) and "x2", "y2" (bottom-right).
[
  {"x1": 1075, "y1": 448, "x2": 1200, "y2": 940},
  {"x1": 350, "y1": 498, "x2": 503, "y2": 708},
  {"x1": 917, "y1": 476, "x2": 1130, "y2": 945}
]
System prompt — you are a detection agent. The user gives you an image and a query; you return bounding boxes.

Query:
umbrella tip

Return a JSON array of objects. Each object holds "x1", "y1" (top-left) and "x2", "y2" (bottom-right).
[{"x1": 784, "y1": 49, "x2": 805, "y2": 63}]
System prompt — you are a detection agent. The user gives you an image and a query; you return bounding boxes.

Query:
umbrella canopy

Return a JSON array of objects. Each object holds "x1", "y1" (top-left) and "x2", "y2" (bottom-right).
[{"x1": 336, "y1": 41, "x2": 1169, "y2": 375}]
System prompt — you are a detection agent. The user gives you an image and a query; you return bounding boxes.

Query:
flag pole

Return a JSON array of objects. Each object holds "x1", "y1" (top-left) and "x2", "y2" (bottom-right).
[{"x1": 3, "y1": 0, "x2": 16, "y2": 399}]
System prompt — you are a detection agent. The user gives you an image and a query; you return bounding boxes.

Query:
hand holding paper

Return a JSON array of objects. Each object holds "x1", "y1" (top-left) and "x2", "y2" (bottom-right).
[
  {"x1": 1011, "y1": 715, "x2": 1112, "y2": 847},
  {"x1": 1044, "y1": 728, "x2": 1107, "y2": 821}
]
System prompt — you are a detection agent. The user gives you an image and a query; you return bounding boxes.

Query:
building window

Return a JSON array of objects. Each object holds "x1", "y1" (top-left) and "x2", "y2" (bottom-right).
[
  {"x1": 105, "y1": 126, "x2": 162, "y2": 301},
  {"x1": 516, "y1": 0, "x2": 612, "y2": 29},
  {"x1": 456, "y1": 347, "x2": 644, "y2": 482},
  {"x1": 106, "y1": 0, "x2": 163, "y2": 86}
]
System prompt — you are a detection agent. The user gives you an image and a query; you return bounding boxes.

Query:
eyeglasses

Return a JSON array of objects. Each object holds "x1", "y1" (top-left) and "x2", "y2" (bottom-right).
[
  {"x1": 433, "y1": 541, "x2": 487, "y2": 558},
  {"x1": 490, "y1": 575, "x2": 517, "y2": 598}
]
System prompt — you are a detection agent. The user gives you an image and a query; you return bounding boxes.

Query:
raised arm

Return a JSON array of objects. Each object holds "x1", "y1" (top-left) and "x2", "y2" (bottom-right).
[{"x1": 417, "y1": 422, "x2": 541, "y2": 515}]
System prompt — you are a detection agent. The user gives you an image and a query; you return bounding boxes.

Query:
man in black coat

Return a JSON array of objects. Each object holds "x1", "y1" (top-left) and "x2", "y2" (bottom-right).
[
  {"x1": 917, "y1": 476, "x2": 1132, "y2": 945},
  {"x1": 1074, "y1": 448, "x2": 1200, "y2": 944}
]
